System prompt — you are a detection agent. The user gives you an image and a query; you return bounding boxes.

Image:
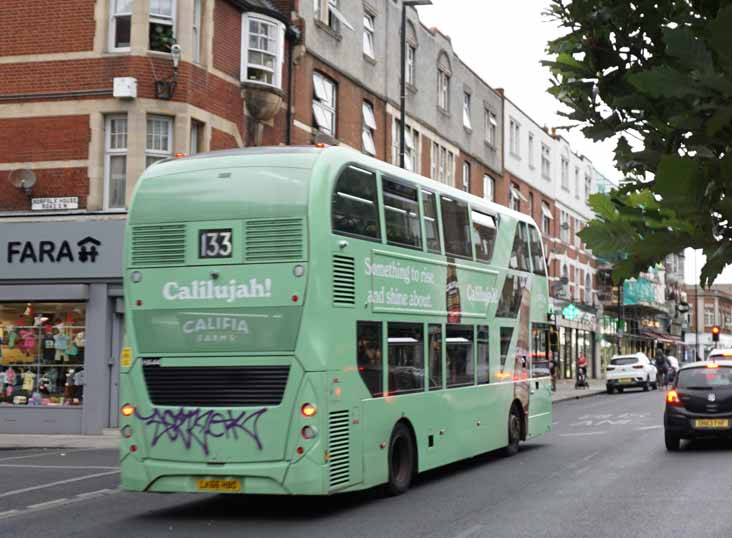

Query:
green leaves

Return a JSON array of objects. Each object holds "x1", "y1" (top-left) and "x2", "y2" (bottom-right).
[{"x1": 546, "y1": 0, "x2": 732, "y2": 286}]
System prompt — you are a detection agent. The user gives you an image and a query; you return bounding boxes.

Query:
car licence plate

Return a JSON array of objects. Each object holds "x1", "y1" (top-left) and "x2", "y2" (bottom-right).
[
  {"x1": 196, "y1": 478, "x2": 241, "y2": 492},
  {"x1": 619, "y1": 378, "x2": 632, "y2": 383},
  {"x1": 693, "y1": 419, "x2": 729, "y2": 429}
]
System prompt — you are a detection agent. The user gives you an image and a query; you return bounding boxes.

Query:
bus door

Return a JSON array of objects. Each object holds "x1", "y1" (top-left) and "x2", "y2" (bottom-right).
[{"x1": 528, "y1": 323, "x2": 552, "y2": 437}]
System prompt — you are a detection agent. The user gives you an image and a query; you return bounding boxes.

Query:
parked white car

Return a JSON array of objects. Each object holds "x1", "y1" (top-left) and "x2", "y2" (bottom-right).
[{"x1": 606, "y1": 352, "x2": 658, "y2": 394}]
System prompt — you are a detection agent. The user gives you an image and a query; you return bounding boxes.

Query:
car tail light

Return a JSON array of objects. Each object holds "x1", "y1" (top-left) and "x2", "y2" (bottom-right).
[
  {"x1": 706, "y1": 362, "x2": 719, "y2": 369},
  {"x1": 633, "y1": 365, "x2": 644, "y2": 369},
  {"x1": 666, "y1": 389, "x2": 683, "y2": 408},
  {"x1": 606, "y1": 366, "x2": 615, "y2": 371}
]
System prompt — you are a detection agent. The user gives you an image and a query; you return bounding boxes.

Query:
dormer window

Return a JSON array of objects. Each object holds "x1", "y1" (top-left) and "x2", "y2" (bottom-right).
[{"x1": 241, "y1": 13, "x2": 285, "y2": 88}]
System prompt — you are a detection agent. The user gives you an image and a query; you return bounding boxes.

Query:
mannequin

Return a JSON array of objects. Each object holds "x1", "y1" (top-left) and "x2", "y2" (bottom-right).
[
  {"x1": 73, "y1": 330, "x2": 86, "y2": 361},
  {"x1": 42, "y1": 330, "x2": 55, "y2": 364},
  {"x1": 54, "y1": 329, "x2": 69, "y2": 363}
]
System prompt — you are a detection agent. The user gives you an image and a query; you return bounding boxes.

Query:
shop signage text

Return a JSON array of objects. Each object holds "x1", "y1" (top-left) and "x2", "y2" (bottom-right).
[{"x1": 7, "y1": 237, "x2": 101, "y2": 264}]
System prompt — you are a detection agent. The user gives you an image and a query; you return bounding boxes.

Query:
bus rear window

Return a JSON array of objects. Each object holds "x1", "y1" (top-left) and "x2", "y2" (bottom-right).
[{"x1": 332, "y1": 165, "x2": 380, "y2": 241}]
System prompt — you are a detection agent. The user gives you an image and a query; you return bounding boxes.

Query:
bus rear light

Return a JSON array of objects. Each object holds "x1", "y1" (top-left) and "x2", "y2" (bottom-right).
[
  {"x1": 121, "y1": 425, "x2": 133, "y2": 438},
  {"x1": 301, "y1": 403, "x2": 317, "y2": 417},
  {"x1": 292, "y1": 294, "x2": 299, "y2": 303},
  {"x1": 130, "y1": 444, "x2": 138, "y2": 453},
  {"x1": 121, "y1": 403, "x2": 135, "y2": 417},
  {"x1": 135, "y1": 300, "x2": 142, "y2": 306},
  {"x1": 296, "y1": 446, "x2": 304, "y2": 455},
  {"x1": 301, "y1": 426, "x2": 318, "y2": 440}
]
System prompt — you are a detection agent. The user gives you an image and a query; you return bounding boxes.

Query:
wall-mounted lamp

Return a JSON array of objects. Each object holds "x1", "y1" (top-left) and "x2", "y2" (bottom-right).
[{"x1": 155, "y1": 44, "x2": 182, "y2": 100}]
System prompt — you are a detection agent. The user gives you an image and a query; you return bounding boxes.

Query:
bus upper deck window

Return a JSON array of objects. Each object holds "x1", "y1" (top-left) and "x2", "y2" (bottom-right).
[
  {"x1": 509, "y1": 222, "x2": 531, "y2": 272},
  {"x1": 422, "y1": 190, "x2": 441, "y2": 254},
  {"x1": 383, "y1": 178, "x2": 422, "y2": 250},
  {"x1": 528, "y1": 225, "x2": 547, "y2": 276},
  {"x1": 332, "y1": 166, "x2": 380, "y2": 241},
  {"x1": 472, "y1": 211, "x2": 497, "y2": 263},
  {"x1": 440, "y1": 196, "x2": 471, "y2": 259}
]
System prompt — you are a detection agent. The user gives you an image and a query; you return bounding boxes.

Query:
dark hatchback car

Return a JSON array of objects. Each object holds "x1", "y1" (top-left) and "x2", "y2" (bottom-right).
[{"x1": 664, "y1": 360, "x2": 732, "y2": 451}]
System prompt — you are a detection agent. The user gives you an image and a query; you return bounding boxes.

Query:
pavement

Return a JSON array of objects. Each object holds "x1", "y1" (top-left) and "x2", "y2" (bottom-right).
[
  {"x1": 1, "y1": 388, "x2": 731, "y2": 537},
  {"x1": 0, "y1": 381, "x2": 607, "y2": 450}
]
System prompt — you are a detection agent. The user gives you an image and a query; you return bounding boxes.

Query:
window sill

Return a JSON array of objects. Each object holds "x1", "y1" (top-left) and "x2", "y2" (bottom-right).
[
  {"x1": 406, "y1": 83, "x2": 417, "y2": 94},
  {"x1": 314, "y1": 19, "x2": 342, "y2": 41},
  {"x1": 148, "y1": 49, "x2": 173, "y2": 58},
  {"x1": 106, "y1": 48, "x2": 131, "y2": 55},
  {"x1": 463, "y1": 126, "x2": 473, "y2": 134},
  {"x1": 363, "y1": 53, "x2": 377, "y2": 65},
  {"x1": 484, "y1": 141, "x2": 496, "y2": 151},
  {"x1": 510, "y1": 152, "x2": 521, "y2": 160},
  {"x1": 437, "y1": 106, "x2": 450, "y2": 118}
]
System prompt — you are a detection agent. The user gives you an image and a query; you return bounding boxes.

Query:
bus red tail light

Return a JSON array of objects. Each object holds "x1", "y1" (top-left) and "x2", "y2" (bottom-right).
[
  {"x1": 666, "y1": 389, "x2": 683, "y2": 408},
  {"x1": 121, "y1": 403, "x2": 136, "y2": 417},
  {"x1": 301, "y1": 403, "x2": 317, "y2": 417}
]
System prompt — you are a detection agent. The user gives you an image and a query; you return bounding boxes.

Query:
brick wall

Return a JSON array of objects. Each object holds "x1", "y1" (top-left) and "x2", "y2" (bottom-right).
[
  {"x1": 0, "y1": 1, "x2": 95, "y2": 57},
  {"x1": 210, "y1": 127, "x2": 239, "y2": 150},
  {"x1": 0, "y1": 168, "x2": 89, "y2": 211},
  {"x1": 213, "y1": 0, "x2": 242, "y2": 79},
  {"x1": 0, "y1": 116, "x2": 90, "y2": 163}
]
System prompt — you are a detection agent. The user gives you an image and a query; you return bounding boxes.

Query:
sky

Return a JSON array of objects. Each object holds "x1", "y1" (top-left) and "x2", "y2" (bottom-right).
[{"x1": 416, "y1": 1, "x2": 732, "y2": 286}]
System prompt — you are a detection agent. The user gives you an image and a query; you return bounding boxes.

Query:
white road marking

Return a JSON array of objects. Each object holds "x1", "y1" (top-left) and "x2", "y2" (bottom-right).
[
  {"x1": 0, "y1": 464, "x2": 119, "y2": 470},
  {"x1": 75, "y1": 488, "x2": 117, "y2": 499},
  {"x1": 27, "y1": 498, "x2": 68, "y2": 510},
  {"x1": 453, "y1": 524, "x2": 484, "y2": 538},
  {"x1": 559, "y1": 431, "x2": 607, "y2": 437},
  {"x1": 0, "y1": 448, "x2": 102, "y2": 463},
  {"x1": 0, "y1": 470, "x2": 119, "y2": 498},
  {"x1": 0, "y1": 510, "x2": 20, "y2": 520},
  {"x1": 636, "y1": 425, "x2": 663, "y2": 430}
]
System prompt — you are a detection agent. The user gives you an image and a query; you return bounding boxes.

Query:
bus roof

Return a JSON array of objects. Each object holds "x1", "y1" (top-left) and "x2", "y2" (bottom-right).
[{"x1": 143, "y1": 145, "x2": 540, "y2": 229}]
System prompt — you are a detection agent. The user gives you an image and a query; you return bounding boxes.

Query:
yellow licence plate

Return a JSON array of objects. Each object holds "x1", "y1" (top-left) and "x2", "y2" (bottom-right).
[
  {"x1": 619, "y1": 378, "x2": 633, "y2": 383},
  {"x1": 694, "y1": 419, "x2": 729, "y2": 429},
  {"x1": 196, "y1": 479, "x2": 241, "y2": 492}
]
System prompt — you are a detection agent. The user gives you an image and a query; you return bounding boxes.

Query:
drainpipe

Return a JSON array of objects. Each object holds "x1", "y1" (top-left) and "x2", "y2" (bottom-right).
[{"x1": 285, "y1": 26, "x2": 302, "y2": 146}]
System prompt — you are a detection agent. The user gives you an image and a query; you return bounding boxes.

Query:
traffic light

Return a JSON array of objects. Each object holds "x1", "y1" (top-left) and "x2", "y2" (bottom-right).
[{"x1": 712, "y1": 325, "x2": 721, "y2": 342}]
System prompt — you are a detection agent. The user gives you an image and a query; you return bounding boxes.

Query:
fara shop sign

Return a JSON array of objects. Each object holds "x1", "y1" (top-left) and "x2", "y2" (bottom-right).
[{"x1": 1, "y1": 220, "x2": 124, "y2": 279}]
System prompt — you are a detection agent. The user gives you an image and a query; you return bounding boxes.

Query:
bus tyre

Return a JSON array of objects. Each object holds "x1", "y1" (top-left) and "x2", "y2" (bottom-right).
[
  {"x1": 502, "y1": 405, "x2": 522, "y2": 457},
  {"x1": 386, "y1": 422, "x2": 415, "y2": 496}
]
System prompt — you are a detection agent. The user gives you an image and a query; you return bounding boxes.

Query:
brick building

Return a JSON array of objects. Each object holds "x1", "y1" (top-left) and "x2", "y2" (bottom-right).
[
  {"x1": 686, "y1": 283, "x2": 732, "y2": 359},
  {"x1": 0, "y1": 0, "x2": 610, "y2": 434}
]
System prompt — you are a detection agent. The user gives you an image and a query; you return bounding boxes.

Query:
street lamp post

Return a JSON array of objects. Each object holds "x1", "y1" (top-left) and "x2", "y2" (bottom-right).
[{"x1": 400, "y1": 0, "x2": 432, "y2": 169}]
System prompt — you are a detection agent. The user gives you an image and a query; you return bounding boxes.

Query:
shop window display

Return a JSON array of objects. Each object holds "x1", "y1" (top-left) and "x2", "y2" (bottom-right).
[{"x1": 0, "y1": 303, "x2": 85, "y2": 407}]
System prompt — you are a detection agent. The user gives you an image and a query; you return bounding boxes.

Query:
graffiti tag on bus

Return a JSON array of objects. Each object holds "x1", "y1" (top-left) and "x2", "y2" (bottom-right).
[{"x1": 135, "y1": 407, "x2": 267, "y2": 455}]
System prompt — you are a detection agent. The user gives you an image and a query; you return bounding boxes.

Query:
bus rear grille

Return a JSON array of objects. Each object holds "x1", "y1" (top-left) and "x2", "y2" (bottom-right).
[
  {"x1": 332, "y1": 255, "x2": 355, "y2": 306},
  {"x1": 142, "y1": 365, "x2": 290, "y2": 407},
  {"x1": 130, "y1": 224, "x2": 186, "y2": 267},
  {"x1": 328, "y1": 410, "x2": 350, "y2": 489},
  {"x1": 245, "y1": 218, "x2": 304, "y2": 262}
]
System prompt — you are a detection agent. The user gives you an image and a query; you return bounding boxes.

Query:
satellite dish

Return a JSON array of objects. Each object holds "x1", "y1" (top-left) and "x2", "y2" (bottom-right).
[{"x1": 8, "y1": 168, "x2": 37, "y2": 194}]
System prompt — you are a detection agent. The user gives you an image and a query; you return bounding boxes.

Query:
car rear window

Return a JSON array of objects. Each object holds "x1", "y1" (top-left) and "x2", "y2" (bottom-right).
[
  {"x1": 610, "y1": 357, "x2": 639, "y2": 366},
  {"x1": 677, "y1": 367, "x2": 732, "y2": 389}
]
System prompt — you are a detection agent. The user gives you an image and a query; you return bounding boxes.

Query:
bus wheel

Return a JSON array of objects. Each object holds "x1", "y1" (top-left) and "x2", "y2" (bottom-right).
[
  {"x1": 386, "y1": 422, "x2": 415, "y2": 496},
  {"x1": 502, "y1": 405, "x2": 522, "y2": 457}
]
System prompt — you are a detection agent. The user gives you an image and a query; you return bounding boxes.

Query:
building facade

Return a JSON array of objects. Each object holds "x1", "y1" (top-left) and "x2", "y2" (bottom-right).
[
  {"x1": 686, "y1": 283, "x2": 732, "y2": 360},
  {"x1": 0, "y1": 0, "x2": 613, "y2": 433}
]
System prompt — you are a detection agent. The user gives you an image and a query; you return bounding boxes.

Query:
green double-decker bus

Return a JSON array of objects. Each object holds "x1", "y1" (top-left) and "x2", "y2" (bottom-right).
[{"x1": 119, "y1": 145, "x2": 552, "y2": 496}]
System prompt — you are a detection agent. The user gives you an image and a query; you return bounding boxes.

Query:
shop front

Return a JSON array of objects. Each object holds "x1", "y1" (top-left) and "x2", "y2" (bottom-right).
[
  {"x1": 0, "y1": 218, "x2": 125, "y2": 434},
  {"x1": 553, "y1": 302, "x2": 599, "y2": 380}
]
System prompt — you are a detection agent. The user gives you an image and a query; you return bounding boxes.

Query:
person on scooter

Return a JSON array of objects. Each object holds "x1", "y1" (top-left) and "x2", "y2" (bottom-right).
[{"x1": 575, "y1": 354, "x2": 589, "y2": 389}]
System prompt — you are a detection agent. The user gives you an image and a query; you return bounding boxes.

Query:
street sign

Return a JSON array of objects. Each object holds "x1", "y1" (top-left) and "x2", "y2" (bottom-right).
[{"x1": 31, "y1": 197, "x2": 79, "y2": 210}]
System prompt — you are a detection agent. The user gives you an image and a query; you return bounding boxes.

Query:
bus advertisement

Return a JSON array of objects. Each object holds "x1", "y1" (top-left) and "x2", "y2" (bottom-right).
[{"x1": 119, "y1": 146, "x2": 552, "y2": 496}]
